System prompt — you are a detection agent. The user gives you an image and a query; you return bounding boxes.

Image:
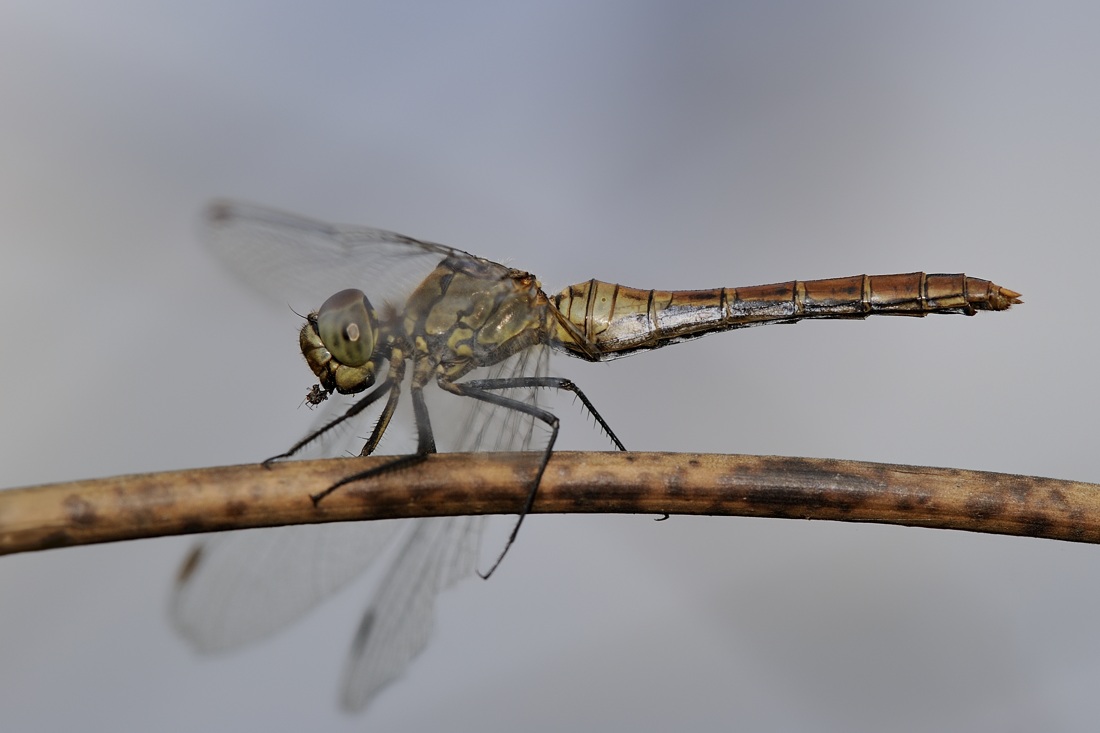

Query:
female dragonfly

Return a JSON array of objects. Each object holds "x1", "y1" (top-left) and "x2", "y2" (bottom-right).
[{"x1": 172, "y1": 201, "x2": 1020, "y2": 710}]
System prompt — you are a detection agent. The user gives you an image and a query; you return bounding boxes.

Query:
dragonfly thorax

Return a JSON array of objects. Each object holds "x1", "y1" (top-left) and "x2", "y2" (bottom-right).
[{"x1": 401, "y1": 259, "x2": 552, "y2": 382}]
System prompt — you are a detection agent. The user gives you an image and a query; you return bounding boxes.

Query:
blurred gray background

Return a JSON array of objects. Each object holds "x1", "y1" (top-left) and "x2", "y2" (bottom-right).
[{"x1": 1, "y1": 2, "x2": 1097, "y2": 731}]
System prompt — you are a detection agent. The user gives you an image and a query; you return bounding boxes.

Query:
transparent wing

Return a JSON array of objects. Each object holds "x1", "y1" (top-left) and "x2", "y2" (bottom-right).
[
  {"x1": 170, "y1": 520, "x2": 408, "y2": 652},
  {"x1": 340, "y1": 515, "x2": 485, "y2": 710},
  {"x1": 203, "y1": 199, "x2": 488, "y2": 314},
  {"x1": 170, "y1": 391, "x2": 408, "y2": 651}
]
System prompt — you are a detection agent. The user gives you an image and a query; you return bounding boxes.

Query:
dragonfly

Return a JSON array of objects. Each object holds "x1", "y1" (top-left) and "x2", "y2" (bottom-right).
[{"x1": 171, "y1": 200, "x2": 1021, "y2": 710}]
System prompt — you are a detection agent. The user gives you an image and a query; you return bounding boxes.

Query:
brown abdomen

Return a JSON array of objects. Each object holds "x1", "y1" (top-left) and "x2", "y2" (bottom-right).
[{"x1": 551, "y1": 272, "x2": 1021, "y2": 360}]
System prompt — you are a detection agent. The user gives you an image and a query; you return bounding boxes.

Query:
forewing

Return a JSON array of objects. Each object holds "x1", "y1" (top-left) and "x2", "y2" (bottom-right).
[{"x1": 203, "y1": 199, "x2": 479, "y2": 313}]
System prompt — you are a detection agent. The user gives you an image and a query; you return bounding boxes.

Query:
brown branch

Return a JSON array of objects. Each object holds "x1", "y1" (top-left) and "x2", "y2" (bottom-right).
[{"x1": 1, "y1": 452, "x2": 1098, "y2": 556}]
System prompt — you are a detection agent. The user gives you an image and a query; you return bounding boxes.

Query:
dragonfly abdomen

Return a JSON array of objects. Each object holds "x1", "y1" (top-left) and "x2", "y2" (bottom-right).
[{"x1": 551, "y1": 273, "x2": 1020, "y2": 360}]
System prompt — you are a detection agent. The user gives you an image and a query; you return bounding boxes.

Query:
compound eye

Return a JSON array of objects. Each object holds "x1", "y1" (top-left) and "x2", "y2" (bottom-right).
[{"x1": 316, "y1": 289, "x2": 375, "y2": 367}]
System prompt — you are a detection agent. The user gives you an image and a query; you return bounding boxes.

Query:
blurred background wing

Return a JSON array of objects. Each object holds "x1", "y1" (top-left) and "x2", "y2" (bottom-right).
[
  {"x1": 340, "y1": 515, "x2": 485, "y2": 710},
  {"x1": 170, "y1": 520, "x2": 407, "y2": 652},
  {"x1": 169, "y1": 380, "x2": 411, "y2": 652}
]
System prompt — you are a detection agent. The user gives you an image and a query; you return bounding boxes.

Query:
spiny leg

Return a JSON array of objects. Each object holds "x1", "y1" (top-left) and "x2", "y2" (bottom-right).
[
  {"x1": 310, "y1": 383, "x2": 438, "y2": 505},
  {"x1": 357, "y1": 378, "x2": 404, "y2": 457},
  {"x1": 441, "y1": 377, "x2": 608, "y2": 579},
  {"x1": 460, "y1": 376, "x2": 627, "y2": 452},
  {"x1": 262, "y1": 379, "x2": 394, "y2": 467}
]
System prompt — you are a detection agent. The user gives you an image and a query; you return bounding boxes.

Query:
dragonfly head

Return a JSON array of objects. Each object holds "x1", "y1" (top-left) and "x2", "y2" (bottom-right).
[{"x1": 300, "y1": 288, "x2": 379, "y2": 394}]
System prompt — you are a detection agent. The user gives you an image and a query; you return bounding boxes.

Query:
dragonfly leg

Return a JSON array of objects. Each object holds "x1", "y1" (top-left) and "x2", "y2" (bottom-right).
[
  {"x1": 357, "y1": 379, "x2": 403, "y2": 457},
  {"x1": 460, "y1": 376, "x2": 627, "y2": 451},
  {"x1": 310, "y1": 451, "x2": 431, "y2": 505},
  {"x1": 310, "y1": 383, "x2": 438, "y2": 505},
  {"x1": 262, "y1": 379, "x2": 394, "y2": 467},
  {"x1": 439, "y1": 378, "x2": 580, "y2": 579},
  {"x1": 409, "y1": 380, "x2": 438, "y2": 455}
]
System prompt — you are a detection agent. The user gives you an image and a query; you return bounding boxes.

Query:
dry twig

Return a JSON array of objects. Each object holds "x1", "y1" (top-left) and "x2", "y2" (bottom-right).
[{"x1": 1, "y1": 452, "x2": 1098, "y2": 556}]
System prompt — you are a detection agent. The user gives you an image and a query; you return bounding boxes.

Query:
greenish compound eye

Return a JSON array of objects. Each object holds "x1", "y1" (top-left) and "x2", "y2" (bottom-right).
[{"x1": 316, "y1": 288, "x2": 375, "y2": 367}]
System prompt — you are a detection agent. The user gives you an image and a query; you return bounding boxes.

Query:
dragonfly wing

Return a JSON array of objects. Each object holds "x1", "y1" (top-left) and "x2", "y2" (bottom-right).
[
  {"x1": 203, "y1": 200, "x2": 488, "y2": 314},
  {"x1": 171, "y1": 394, "x2": 403, "y2": 652},
  {"x1": 171, "y1": 519, "x2": 407, "y2": 652},
  {"x1": 339, "y1": 515, "x2": 484, "y2": 711}
]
